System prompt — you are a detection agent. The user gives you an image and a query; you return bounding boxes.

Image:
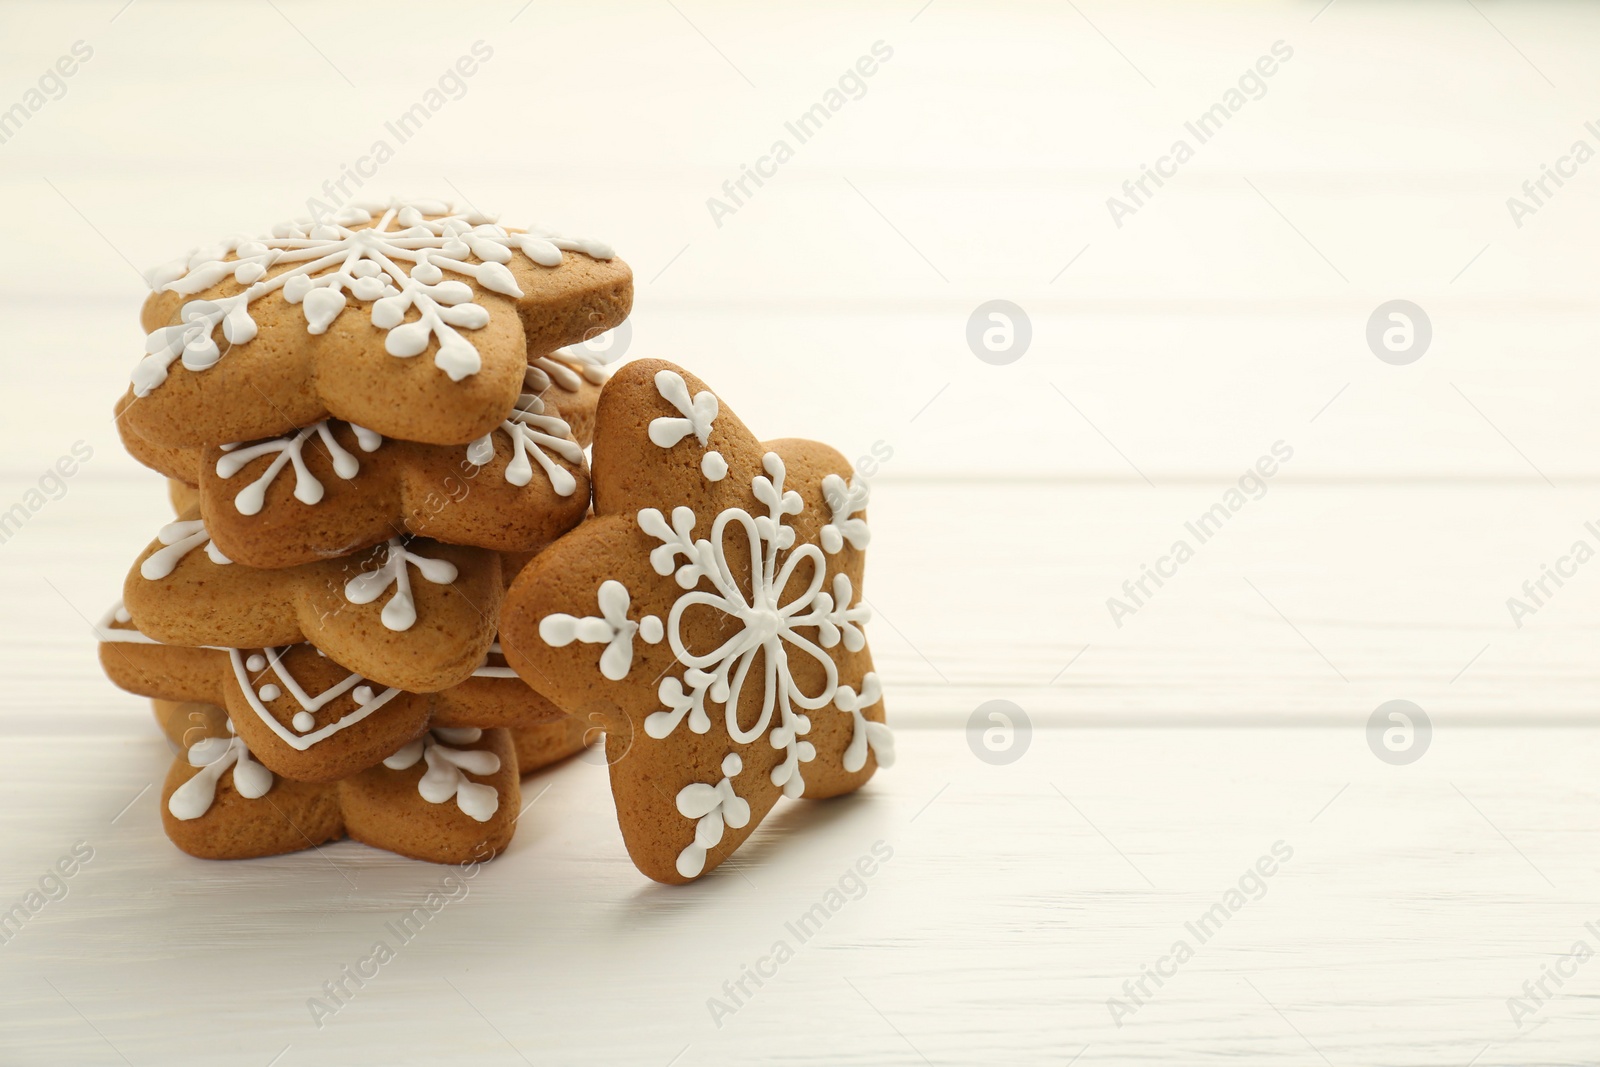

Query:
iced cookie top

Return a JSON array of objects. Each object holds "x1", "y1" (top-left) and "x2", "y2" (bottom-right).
[{"x1": 122, "y1": 199, "x2": 632, "y2": 449}]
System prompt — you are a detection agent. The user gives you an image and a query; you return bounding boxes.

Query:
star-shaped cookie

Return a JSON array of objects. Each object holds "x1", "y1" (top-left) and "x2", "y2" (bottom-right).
[
  {"x1": 498, "y1": 360, "x2": 893, "y2": 883},
  {"x1": 120, "y1": 199, "x2": 631, "y2": 448}
]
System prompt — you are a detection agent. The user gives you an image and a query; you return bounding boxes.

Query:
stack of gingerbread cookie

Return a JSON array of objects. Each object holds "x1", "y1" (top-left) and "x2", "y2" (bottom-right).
[
  {"x1": 98, "y1": 198, "x2": 896, "y2": 882},
  {"x1": 98, "y1": 199, "x2": 631, "y2": 864}
]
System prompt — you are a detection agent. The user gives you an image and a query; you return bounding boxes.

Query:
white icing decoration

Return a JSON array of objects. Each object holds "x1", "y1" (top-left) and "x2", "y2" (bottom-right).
[
  {"x1": 465, "y1": 393, "x2": 582, "y2": 494},
  {"x1": 819, "y1": 474, "x2": 870, "y2": 554},
  {"x1": 342, "y1": 538, "x2": 459, "y2": 631},
  {"x1": 538, "y1": 580, "x2": 663, "y2": 681},
  {"x1": 636, "y1": 506, "x2": 708, "y2": 589},
  {"x1": 648, "y1": 369, "x2": 718, "y2": 450},
  {"x1": 818, "y1": 573, "x2": 871, "y2": 653},
  {"x1": 471, "y1": 641, "x2": 518, "y2": 679},
  {"x1": 246, "y1": 653, "x2": 267, "y2": 672},
  {"x1": 674, "y1": 753, "x2": 750, "y2": 879},
  {"x1": 637, "y1": 453, "x2": 864, "y2": 799},
  {"x1": 168, "y1": 723, "x2": 274, "y2": 821},
  {"x1": 229, "y1": 647, "x2": 400, "y2": 751},
  {"x1": 139, "y1": 519, "x2": 233, "y2": 580},
  {"x1": 383, "y1": 727, "x2": 501, "y2": 822},
  {"x1": 526, "y1": 348, "x2": 610, "y2": 394},
  {"x1": 215, "y1": 420, "x2": 382, "y2": 516},
  {"x1": 641, "y1": 365, "x2": 728, "y2": 490},
  {"x1": 134, "y1": 200, "x2": 615, "y2": 394},
  {"x1": 832, "y1": 672, "x2": 895, "y2": 772},
  {"x1": 258, "y1": 684, "x2": 281, "y2": 702}
]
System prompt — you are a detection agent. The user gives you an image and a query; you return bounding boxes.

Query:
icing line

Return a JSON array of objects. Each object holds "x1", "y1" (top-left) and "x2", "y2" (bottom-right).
[{"x1": 229, "y1": 647, "x2": 401, "y2": 752}]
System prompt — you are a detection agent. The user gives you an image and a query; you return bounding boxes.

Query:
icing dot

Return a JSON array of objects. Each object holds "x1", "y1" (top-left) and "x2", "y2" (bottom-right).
[
  {"x1": 639, "y1": 616, "x2": 664, "y2": 644},
  {"x1": 114, "y1": 607, "x2": 132, "y2": 623},
  {"x1": 353, "y1": 685, "x2": 375, "y2": 705},
  {"x1": 257, "y1": 684, "x2": 281, "y2": 701},
  {"x1": 292, "y1": 711, "x2": 315, "y2": 732},
  {"x1": 246, "y1": 654, "x2": 267, "y2": 672},
  {"x1": 721, "y1": 753, "x2": 742, "y2": 777},
  {"x1": 701, "y1": 451, "x2": 728, "y2": 481}
]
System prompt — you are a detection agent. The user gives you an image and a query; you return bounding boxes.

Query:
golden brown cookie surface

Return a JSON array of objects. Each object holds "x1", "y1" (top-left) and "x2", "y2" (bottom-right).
[
  {"x1": 341, "y1": 727, "x2": 519, "y2": 864},
  {"x1": 506, "y1": 716, "x2": 591, "y2": 773},
  {"x1": 162, "y1": 727, "x2": 344, "y2": 861}
]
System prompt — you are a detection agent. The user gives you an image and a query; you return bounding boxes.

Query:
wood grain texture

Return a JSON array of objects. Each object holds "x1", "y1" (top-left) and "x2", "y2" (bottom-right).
[
  {"x1": 2, "y1": 728, "x2": 1598, "y2": 1066},
  {"x1": 1, "y1": 0, "x2": 1598, "y2": 1062}
]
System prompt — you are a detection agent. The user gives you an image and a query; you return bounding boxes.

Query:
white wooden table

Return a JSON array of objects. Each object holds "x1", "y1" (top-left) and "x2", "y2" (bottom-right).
[{"x1": 4, "y1": 1, "x2": 1600, "y2": 1063}]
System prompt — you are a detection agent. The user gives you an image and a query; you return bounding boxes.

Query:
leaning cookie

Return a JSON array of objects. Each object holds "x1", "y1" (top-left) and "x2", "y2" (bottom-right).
[
  {"x1": 115, "y1": 393, "x2": 588, "y2": 569},
  {"x1": 162, "y1": 712, "x2": 519, "y2": 864},
  {"x1": 498, "y1": 360, "x2": 893, "y2": 884},
  {"x1": 98, "y1": 604, "x2": 567, "y2": 782},
  {"x1": 124, "y1": 514, "x2": 502, "y2": 693},
  {"x1": 122, "y1": 199, "x2": 631, "y2": 449}
]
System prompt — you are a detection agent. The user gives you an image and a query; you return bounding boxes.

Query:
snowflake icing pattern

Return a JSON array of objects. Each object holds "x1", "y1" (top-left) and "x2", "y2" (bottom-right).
[
  {"x1": 637, "y1": 452, "x2": 873, "y2": 800},
  {"x1": 135, "y1": 199, "x2": 614, "y2": 396}
]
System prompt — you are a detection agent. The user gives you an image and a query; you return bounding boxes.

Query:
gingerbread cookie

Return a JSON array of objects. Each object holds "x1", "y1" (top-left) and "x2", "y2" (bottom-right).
[
  {"x1": 125, "y1": 515, "x2": 502, "y2": 693},
  {"x1": 162, "y1": 711, "x2": 519, "y2": 864},
  {"x1": 122, "y1": 200, "x2": 631, "y2": 448},
  {"x1": 98, "y1": 604, "x2": 565, "y2": 782},
  {"x1": 115, "y1": 394, "x2": 588, "y2": 568},
  {"x1": 498, "y1": 360, "x2": 893, "y2": 883}
]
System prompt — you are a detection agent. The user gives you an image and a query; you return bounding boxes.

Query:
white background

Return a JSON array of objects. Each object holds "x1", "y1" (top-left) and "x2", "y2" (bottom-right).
[{"x1": 2, "y1": 1, "x2": 1599, "y2": 1064}]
